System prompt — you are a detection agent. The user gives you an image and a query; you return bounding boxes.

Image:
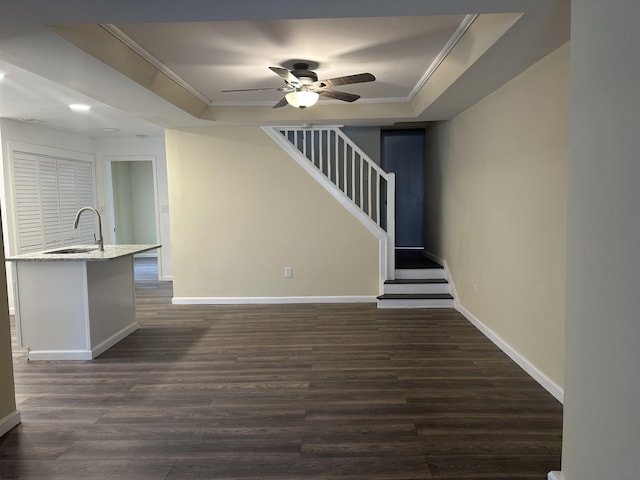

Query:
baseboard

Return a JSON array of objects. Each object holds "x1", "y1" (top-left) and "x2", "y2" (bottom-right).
[
  {"x1": 172, "y1": 296, "x2": 377, "y2": 305},
  {"x1": 420, "y1": 251, "x2": 563, "y2": 403},
  {"x1": 0, "y1": 410, "x2": 21, "y2": 437},
  {"x1": 28, "y1": 349, "x2": 93, "y2": 361},
  {"x1": 420, "y1": 252, "x2": 460, "y2": 303},
  {"x1": 421, "y1": 250, "x2": 445, "y2": 265},
  {"x1": 457, "y1": 303, "x2": 564, "y2": 403},
  {"x1": 27, "y1": 323, "x2": 138, "y2": 361},
  {"x1": 91, "y1": 322, "x2": 138, "y2": 358},
  {"x1": 548, "y1": 471, "x2": 562, "y2": 480}
]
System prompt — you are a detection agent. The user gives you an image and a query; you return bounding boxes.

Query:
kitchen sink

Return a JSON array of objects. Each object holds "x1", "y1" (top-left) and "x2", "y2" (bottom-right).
[{"x1": 44, "y1": 247, "x2": 98, "y2": 254}]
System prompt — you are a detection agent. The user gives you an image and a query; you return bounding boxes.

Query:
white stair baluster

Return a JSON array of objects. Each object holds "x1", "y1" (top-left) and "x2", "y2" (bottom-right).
[
  {"x1": 374, "y1": 171, "x2": 380, "y2": 225},
  {"x1": 319, "y1": 129, "x2": 324, "y2": 174},
  {"x1": 367, "y1": 163, "x2": 372, "y2": 217},
  {"x1": 359, "y1": 154, "x2": 364, "y2": 210},
  {"x1": 343, "y1": 138, "x2": 348, "y2": 198},
  {"x1": 328, "y1": 130, "x2": 332, "y2": 182},
  {"x1": 336, "y1": 130, "x2": 340, "y2": 185},
  {"x1": 303, "y1": 129, "x2": 308, "y2": 158},
  {"x1": 350, "y1": 148, "x2": 356, "y2": 205}
]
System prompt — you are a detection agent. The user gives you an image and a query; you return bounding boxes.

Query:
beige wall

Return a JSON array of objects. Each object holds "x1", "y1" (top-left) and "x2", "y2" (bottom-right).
[
  {"x1": 424, "y1": 43, "x2": 569, "y2": 389},
  {"x1": 165, "y1": 127, "x2": 379, "y2": 299},
  {"x1": 0, "y1": 217, "x2": 17, "y2": 425}
]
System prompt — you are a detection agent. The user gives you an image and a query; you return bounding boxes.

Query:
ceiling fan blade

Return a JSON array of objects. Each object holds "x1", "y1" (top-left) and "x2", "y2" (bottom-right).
[
  {"x1": 269, "y1": 66, "x2": 302, "y2": 87},
  {"x1": 315, "y1": 73, "x2": 375, "y2": 88},
  {"x1": 222, "y1": 87, "x2": 289, "y2": 92},
  {"x1": 272, "y1": 96, "x2": 289, "y2": 108},
  {"x1": 318, "y1": 89, "x2": 360, "y2": 103}
]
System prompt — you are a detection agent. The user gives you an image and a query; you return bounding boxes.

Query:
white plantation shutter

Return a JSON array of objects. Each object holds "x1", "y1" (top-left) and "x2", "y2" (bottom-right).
[
  {"x1": 59, "y1": 160, "x2": 94, "y2": 245},
  {"x1": 38, "y1": 157, "x2": 62, "y2": 248},
  {"x1": 12, "y1": 151, "x2": 95, "y2": 253},
  {"x1": 74, "y1": 162, "x2": 95, "y2": 243},
  {"x1": 13, "y1": 152, "x2": 44, "y2": 252}
]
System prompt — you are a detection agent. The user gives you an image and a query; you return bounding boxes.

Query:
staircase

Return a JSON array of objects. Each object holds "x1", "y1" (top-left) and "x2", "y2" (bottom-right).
[
  {"x1": 377, "y1": 250, "x2": 454, "y2": 308},
  {"x1": 263, "y1": 125, "x2": 396, "y2": 281},
  {"x1": 263, "y1": 126, "x2": 455, "y2": 309}
]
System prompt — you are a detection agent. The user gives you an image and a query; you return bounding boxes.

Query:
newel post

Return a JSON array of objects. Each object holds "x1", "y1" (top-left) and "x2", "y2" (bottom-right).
[{"x1": 386, "y1": 172, "x2": 395, "y2": 280}]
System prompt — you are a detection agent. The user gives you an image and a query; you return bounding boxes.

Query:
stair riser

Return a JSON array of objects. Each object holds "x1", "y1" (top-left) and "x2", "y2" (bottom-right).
[
  {"x1": 377, "y1": 299, "x2": 455, "y2": 309},
  {"x1": 395, "y1": 269, "x2": 446, "y2": 280},
  {"x1": 383, "y1": 283, "x2": 449, "y2": 295}
]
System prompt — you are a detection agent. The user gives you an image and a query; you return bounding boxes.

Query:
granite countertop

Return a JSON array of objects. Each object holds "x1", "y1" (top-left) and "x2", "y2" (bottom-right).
[{"x1": 6, "y1": 244, "x2": 161, "y2": 262}]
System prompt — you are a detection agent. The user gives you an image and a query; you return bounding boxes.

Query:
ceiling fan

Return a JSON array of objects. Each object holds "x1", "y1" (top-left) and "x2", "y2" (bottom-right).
[{"x1": 222, "y1": 62, "x2": 376, "y2": 109}]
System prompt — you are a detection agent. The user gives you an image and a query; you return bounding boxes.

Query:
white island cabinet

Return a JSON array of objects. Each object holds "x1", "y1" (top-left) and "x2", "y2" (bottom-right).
[{"x1": 7, "y1": 244, "x2": 161, "y2": 361}]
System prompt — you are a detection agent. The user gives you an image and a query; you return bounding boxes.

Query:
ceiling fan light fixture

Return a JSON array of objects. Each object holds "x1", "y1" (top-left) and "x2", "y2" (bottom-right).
[
  {"x1": 224, "y1": 64, "x2": 375, "y2": 109},
  {"x1": 285, "y1": 89, "x2": 319, "y2": 109}
]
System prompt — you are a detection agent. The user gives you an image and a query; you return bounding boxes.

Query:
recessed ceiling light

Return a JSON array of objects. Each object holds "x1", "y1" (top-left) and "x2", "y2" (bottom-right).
[
  {"x1": 0, "y1": 72, "x2": 6, "y2": 80},
  {"x1": 69, "y1": 104, "x2": 91, "y2": 112},
  {"x1": 100, "y1": 127, "x2": 120, "y2": 133}
]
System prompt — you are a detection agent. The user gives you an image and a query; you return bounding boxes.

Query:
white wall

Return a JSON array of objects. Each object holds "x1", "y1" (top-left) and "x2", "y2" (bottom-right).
[
  {"x1": 424, "y1": 43, "x2": 570, "y2": 396},
  {"x1": 562, "y1": 1, "x2": 640, "y2": 479},
  {"x1": 0, "y1": 119, "x2": 94, "y2": 161}
]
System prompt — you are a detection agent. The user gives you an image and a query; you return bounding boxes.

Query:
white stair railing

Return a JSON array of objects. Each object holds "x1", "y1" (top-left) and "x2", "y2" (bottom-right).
[{"x1": 263, "y1": 126, "x2": 395, "y2": 281}]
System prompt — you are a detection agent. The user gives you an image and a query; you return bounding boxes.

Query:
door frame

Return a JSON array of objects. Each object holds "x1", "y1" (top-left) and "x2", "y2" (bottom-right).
[{"x1": 104, "y1": 155, "x2": 162, "y2": 280}]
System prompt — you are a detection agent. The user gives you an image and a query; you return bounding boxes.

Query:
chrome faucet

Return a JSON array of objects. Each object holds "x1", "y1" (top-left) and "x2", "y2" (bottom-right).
[{"x1": 73, "y1": 207, "x2": 104, "y2": 251}]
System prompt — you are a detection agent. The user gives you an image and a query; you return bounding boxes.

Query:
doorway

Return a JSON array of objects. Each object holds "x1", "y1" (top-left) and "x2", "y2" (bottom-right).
[
  {"x1": 381, "y1": 129, "x2": 425, "y2": 248},
  {"x1": 107, "y1": 157, "x2": 160, "y2": 279}
]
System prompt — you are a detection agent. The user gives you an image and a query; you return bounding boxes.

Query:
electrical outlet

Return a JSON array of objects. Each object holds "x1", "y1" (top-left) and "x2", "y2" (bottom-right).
[{"x1": 284, "y1": 267, "x2": 293, "y2": 278}]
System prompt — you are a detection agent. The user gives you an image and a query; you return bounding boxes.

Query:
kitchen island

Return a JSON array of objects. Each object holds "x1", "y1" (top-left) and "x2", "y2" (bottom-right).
[{"x1": 7, "y1": 244, "x2": 161, "y2": 361}]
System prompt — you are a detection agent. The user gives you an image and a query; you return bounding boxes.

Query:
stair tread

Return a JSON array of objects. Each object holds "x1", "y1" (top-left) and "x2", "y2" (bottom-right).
[
  {"x1": 395, "y1": 250, "x2": 442, "y2": 269},
  {"x1": 385, "y1": 278, "x2": 448, "y2": 284},
  {"x1": 396, "y1": 262, "x2": 444, "y2": 270},
  {"x1": 377, "y1": 293, "x2": 454, "y2": 300}
]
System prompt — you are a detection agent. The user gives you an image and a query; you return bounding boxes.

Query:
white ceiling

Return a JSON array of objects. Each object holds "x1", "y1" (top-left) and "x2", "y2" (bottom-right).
[
  {"x1": 0, "y1": 0, "x2": 570, "y2": 137},
  {"x1": 112, "y1": 15, "x2": 468, "y2": 105},
  {"x1": 0, "y1": 57, "x2": 164, "y2": 137}
]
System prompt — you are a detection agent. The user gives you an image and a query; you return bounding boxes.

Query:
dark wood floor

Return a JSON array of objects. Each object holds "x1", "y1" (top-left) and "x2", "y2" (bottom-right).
[{"x1": 1, "y1": 257, "x2": 562, "y2": 479}]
